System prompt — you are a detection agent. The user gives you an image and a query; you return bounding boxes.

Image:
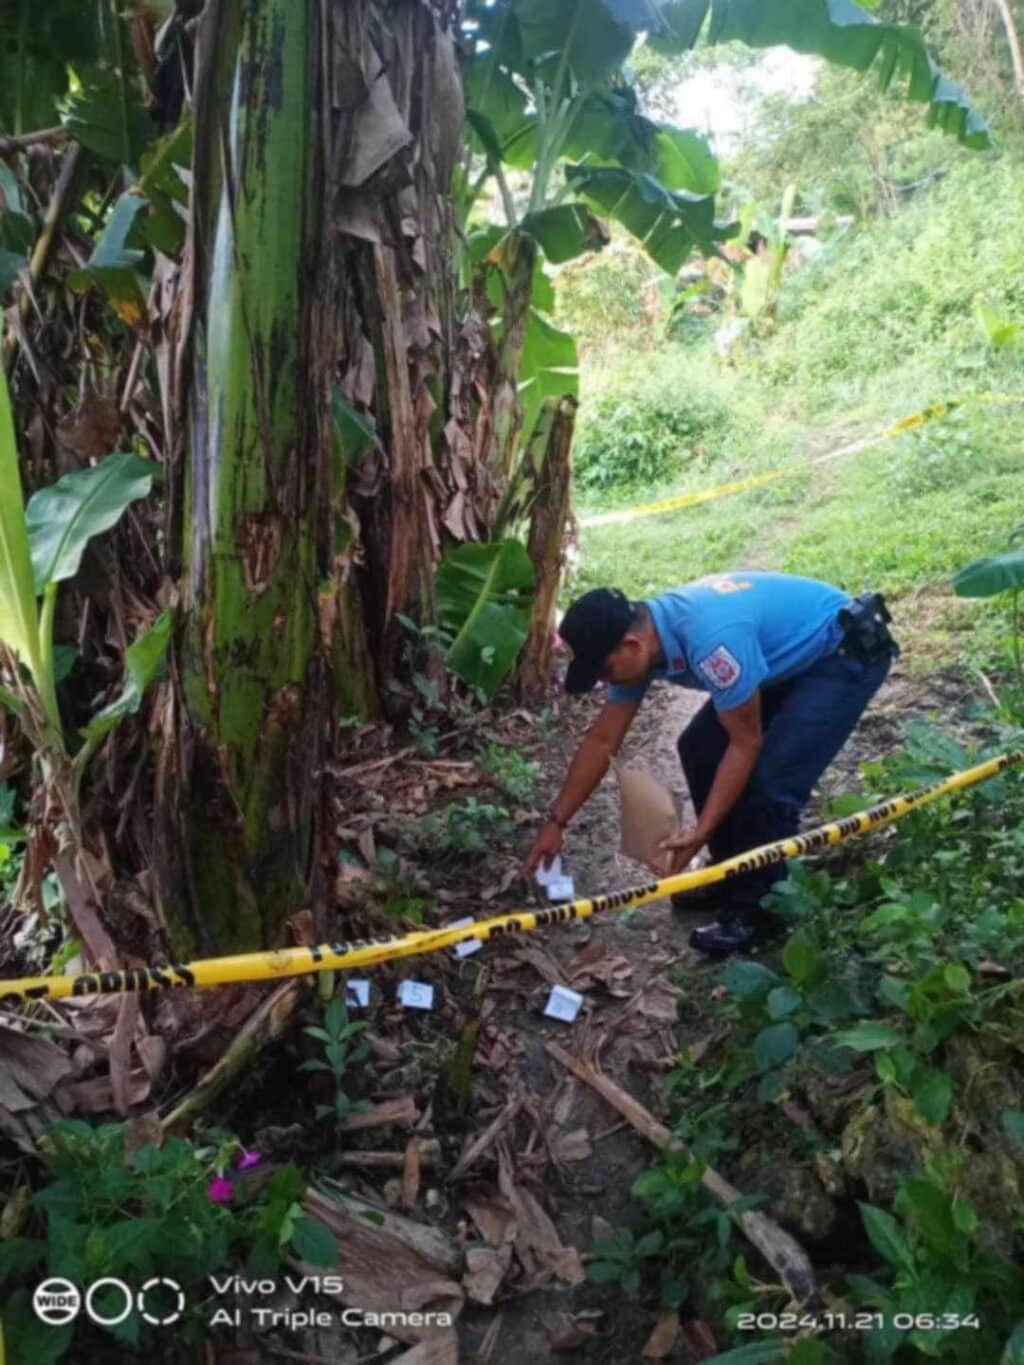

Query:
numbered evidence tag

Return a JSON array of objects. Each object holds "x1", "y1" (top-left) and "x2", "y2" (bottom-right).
[
  {"x1": 345, "y1": 979, "x2": 370, "y2": 1008},
  {"x1": 543, "y1": 984, "x2": 584, "y2": 1023},
  {"x1": 535, "y1": 856, "x2": 575, "y2": 901},
  {"x1": 397, "y1": 979, "x2": 435, "y2": 1010},
  {"x1": 447, "y1": 916, "x2": 483, "y2": 958}
]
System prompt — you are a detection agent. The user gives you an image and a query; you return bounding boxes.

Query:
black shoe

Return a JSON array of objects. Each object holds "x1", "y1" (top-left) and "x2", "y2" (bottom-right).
[{"x1": 688, "y1": 914, "x2": 780, "y2": 957}]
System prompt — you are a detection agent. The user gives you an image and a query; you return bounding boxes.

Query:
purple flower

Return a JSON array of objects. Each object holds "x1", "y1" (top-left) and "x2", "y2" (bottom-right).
[
  {"x1": 208, "y1": 1176, "x2": 235, "y2": 1204},
  {"x1": 235, "y1": 1149, "x2": 263, "y2": 1172}
]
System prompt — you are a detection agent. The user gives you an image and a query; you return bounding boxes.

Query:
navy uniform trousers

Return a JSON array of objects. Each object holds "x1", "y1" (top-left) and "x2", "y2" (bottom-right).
[{"x1": 677, "y1": 649, "x2": 893, "y2": 920}]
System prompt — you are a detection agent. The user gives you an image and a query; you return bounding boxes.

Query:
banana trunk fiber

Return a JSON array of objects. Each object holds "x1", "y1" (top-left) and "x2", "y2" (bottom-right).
[
  {"x1": 518, "y1": 395, "x2": 576, "y2": 694},
  {"x1": 175, "y1": 0, "x2": 323, "y2": 951}
]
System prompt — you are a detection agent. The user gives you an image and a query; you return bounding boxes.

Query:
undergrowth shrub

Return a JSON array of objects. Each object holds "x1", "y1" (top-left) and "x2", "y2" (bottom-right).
[{"x1": 573, "y1": 354, "x2": 732, "y2": 492}]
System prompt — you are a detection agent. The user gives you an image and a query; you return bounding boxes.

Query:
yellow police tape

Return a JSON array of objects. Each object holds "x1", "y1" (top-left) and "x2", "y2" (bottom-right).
[
  {"x1": 1, "y1": 749, "x2": 1021, "y2": 1004},
  {"x1": 579, "y1": 392, "x2": 1024, "y2": 530}
]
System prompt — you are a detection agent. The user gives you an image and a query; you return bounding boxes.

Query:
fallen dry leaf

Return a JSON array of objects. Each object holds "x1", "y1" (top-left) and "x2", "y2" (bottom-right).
[
  {"x1": 642, "y1": 1309, "x2": 680, "y2": 1359},
  {"x1": 463, "y1": 1244, "x2": 513, "y2": 1305},
  {"x1": 637, "y1": 979, "x2": 679, "y2": 1022},
  {"x1": 548, "y1": 1314, "x2": 598, "y2": 1350}
]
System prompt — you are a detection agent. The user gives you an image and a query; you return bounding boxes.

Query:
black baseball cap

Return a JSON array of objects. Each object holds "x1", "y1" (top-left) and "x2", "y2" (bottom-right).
[{"x1": 559, "y1": 588, "x2": 635, "y2": 695}]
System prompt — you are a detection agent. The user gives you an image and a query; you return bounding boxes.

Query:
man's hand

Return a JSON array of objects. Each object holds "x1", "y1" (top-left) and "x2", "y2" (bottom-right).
[
  {"x1": 657, "y1": 825, "x2": 707, "y2": 877},
  {"x1": 520, "y1": 820, "x2": 564, "y2": 878}
]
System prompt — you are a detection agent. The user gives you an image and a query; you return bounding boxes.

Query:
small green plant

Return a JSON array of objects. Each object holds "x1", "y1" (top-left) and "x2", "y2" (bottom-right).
[
  {"x1": 481, "y1": 741, "x2": 537, "y2": 805},
  {"x1": 851, "y1": 1174, "x2": 1020, "y2": 1363},
  {"x1": 300, "y1": 994, "x2": 372, "y2": 1127},
  {"x1": 0, "y1": 1121, "x2": 336, "y2": 1363},
  {"x1": 420, "y1": 795, "x2": 515, "y2": 864},
  {"x1": 371, "y1": 845, "x2": 432, "y2": 923}
]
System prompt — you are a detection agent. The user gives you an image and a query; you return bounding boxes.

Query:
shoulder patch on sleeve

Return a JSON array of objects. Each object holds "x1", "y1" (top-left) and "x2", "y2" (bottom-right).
[{"x1": 697, "y1": 644, "x2": 742, "y2": 689}]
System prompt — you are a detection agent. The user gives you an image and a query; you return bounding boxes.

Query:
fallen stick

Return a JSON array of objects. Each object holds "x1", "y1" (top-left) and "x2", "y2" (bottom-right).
[
  {"x1": 161, "y1": 979, "x2": 306, "y2": 1136},
  {"x1": 545, "y1": 1041, "x2": 815, "y2": 1302},
  {"x1": 342, "y1": 1094, "x2": 418, "y2": 1132},
  {"x1": 337, "y1": 1139, "x2": 441, "y2": 1170}
]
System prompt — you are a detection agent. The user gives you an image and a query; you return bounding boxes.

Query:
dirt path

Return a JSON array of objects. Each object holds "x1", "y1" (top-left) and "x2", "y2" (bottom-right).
[{"x1": 456, "y1": 684, "x2": 708, "y2": 1363}]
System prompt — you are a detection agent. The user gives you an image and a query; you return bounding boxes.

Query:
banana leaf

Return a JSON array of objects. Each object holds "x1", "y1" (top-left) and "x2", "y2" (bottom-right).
[
  {"x1": 652, "y1": 0, "x2": 990, "y2": 149},
  {"x1": 82, "y1": 609, "x2": 172, "y2": 743},
  {"x1": 565, "y1": 164, "x2": 734, "y2": 273},
  {"x1": 67, "y1": 193, "x2": 147, "y2": 324},
  {"x1": 952, "y1": 551, "x2": 1024, "y2": 598},
  {"x1": 0, "y1": 360, "x2": 42, "y2": 674},
  {"x1": 26, "y1": 451, "x2": 157, "y2": 593},
  {"x1": 436, "y1": 540, "x2": 536, "y2": 698},
  {"x1": 518, "y1": 311, "x2": 579, "y2": 449},
  {"x1": 60, "y1": 66, "x2": 154, "y2": 166}
]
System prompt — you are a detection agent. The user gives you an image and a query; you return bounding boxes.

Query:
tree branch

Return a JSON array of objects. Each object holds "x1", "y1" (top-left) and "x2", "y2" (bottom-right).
[{"x1": 0, "y1": 127, "x2": 69, "y2": 158}]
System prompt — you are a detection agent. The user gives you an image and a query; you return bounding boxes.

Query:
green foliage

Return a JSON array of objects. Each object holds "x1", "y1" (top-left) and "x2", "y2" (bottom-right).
[
  {"x1": 435, "y1": 539, "x2": 535, "y2": 698},
  {"x1": 80, "y1": 610, "x2": 171, "y2": 745},
  {"x1": 573, "y1": 350, "x2": 731, "y2": 491},
  {"x1": 0, "y1": 1121, "x2": 335, "y2": 1362},
  {"x1": 301, "y1": 994, "x2": 372, "y2": 1127},
  {"x1": 26, "y1": 451, "x2": 157, "y2": 593},
  {"x1": 420, "y1": 795, "x2": 516, "y2": 864},
  {"x1": 482, "y1": 741, "x2": 538, "y2": 804},
  {"x1": 555, "y1": 238, "x2": 664, "y2": 354},
  {"x1": 953, "y1": 523, "x2": 1024, "y2": 681},
  {"x1": 632, "y1": 716, "x2": 1024, "y2": 1354}
]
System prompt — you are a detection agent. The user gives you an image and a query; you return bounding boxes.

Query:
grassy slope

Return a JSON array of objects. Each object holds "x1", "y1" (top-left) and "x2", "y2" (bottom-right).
[{"x1": 572, "y1": 153, "x2": 1024, "y2": 672}]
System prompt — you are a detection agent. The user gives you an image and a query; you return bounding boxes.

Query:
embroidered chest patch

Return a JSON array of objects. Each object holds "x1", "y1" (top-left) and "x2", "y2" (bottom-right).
[{"x1": 697, "y1": 644, "x2": 742, "y2": 689}]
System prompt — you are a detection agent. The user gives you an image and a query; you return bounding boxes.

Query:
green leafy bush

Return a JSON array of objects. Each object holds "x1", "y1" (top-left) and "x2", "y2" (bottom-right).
[
  {"x1": 0, "y1": 1121, "x2": 336, "y2": 1363},
  {"x1": 573, "y1": 358, "x2": 731, "y2": 492}
]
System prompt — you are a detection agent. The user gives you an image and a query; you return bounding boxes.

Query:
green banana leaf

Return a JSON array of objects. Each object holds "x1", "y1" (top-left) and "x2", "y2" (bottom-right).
[
  {"x1": 60, "y1": 66, "x2": 154, "y2": 166},
  {"x1": 565, "y1": 164, "x2": 735, "y2": 274},
  {"x1": 652, "y1": 0, "x2": 990, "y2": 149},
  {"x1": 519, "y1": 205, "x2": 596, "y2": 265},
  {"x1": 436, "y1": 540, "x2": 536, "y2": 698},
  {"x1": 67, "y1": 193, "x2": 147, "y2": 324},
  {"x1": 509, "y1": 0, "x2": 661, "y2": 86},
  {"x1": 82, "y1": 609, "x2": 172, "y2": 743},
  {"x1": 26, "y1": 451, "x2": 157, "y2": 593},
  {"x1": 0, "y1": 359, "x2": 42, "y2": 673},
  {"x1": 952, "y1": 551, "x2": 1024, "y2": 599},
  {"x1": 518, "y1": 311, "x2": 579, "y2": 449}
]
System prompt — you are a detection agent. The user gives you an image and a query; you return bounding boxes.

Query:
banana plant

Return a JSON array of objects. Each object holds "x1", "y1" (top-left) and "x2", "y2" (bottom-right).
[
  {"x1": 459, "y1": 0, "x2": 990, "y2": 490},
  {"x1": 739, "y1": 183, "x2": 800, "y2": 330},
  {"x1": 0, "y1": 361, "x2": 168, "y2": 773}
]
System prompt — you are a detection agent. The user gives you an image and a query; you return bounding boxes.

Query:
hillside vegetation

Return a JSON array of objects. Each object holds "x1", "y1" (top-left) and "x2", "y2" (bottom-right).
[{"x1": 567, "y1": 142, "x2": 1023, "y2": 671}]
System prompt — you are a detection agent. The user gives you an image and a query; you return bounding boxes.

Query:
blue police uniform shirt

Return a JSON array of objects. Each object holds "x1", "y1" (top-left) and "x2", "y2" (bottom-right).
[{"x1": 607, "y1": 571, "x2": 850, "y2": 711}]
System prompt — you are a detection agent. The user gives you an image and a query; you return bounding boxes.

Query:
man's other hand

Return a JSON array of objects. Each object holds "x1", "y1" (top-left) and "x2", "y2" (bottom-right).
[
  {"x1": 520, "y1": 820, "x2": 564, "y2": 878},
  {"x1": 657, "y1": 825, "x2": 706, "y2": 877}
]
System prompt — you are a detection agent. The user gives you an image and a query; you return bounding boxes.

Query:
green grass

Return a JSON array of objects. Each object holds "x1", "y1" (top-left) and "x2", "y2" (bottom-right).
[{"x1": 568, "y1": 153, "x2": 1024, "y2": 675}]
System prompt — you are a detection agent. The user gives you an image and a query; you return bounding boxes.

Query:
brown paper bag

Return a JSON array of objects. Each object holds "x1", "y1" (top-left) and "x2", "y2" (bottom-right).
[{"x1": 611, "y1": 760, "x2": 680, "y2": 872}]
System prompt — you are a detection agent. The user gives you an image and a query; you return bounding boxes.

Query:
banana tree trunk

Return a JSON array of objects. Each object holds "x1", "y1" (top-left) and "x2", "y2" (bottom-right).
[
  {"x1": 517, "y1": 395, "x2": 576, "y2": 695},
  {"x1": 171, "y1": 0, "x2": 320, "y2": 951},
  {"x1": 156, "y1": 0, "x2": 465, "y2": 954}
]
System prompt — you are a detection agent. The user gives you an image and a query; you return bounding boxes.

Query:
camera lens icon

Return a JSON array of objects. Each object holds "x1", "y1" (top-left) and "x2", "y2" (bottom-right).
[{"x1": 33, "y1": 1278, "x2": 81, "y2": 1325}]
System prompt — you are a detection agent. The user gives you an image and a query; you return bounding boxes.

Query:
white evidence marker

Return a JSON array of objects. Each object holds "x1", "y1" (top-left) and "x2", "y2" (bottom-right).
[
  {"x1": 345, "y1": 979, "x2": 370, "y2": 1008},
  {"x1": 447, "y1": 916, "x2": 483, "y2": 957},
  {"x1": 534, "y1": 855, "x2": 563, "y2": 888},
  {"x1": 544, "y1": 984, "x2": 584, "y2": 1023},
  {"x1": 397, "y1": 980, "x2": 435, "y2": 1010}
]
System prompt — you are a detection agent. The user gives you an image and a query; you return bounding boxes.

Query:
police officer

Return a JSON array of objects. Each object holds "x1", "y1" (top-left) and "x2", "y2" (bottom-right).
[{"x1": 522, "y1": 571, "x2": 898, "y2": 955}]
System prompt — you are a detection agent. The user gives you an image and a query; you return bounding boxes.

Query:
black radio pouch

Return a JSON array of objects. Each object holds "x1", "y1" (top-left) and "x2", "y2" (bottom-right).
[{"x1": 838, "y1": 592, "x2": 900, "y2": 663}]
